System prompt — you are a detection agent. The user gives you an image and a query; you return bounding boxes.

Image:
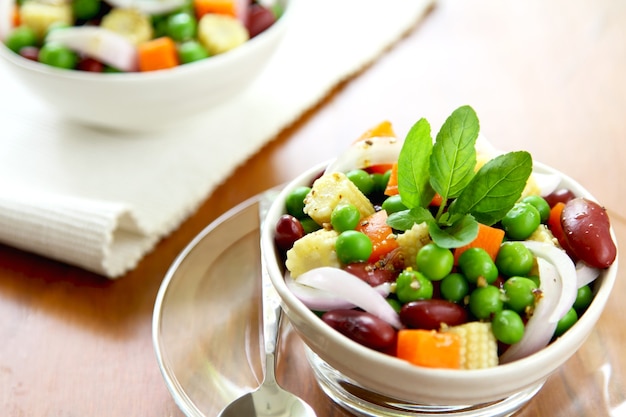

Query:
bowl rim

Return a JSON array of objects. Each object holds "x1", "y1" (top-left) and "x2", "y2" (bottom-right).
[
  {"x1": 0, "y1": 0, "x2": 293, "y2": 82},
  {"x1": 261, "y1": 158, "x2": 618, "y2": 387}
]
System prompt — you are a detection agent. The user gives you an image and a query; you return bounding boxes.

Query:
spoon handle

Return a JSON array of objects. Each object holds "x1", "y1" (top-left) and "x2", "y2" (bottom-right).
[{"x1": 259, "y1": 189, "x2": 283, "y2": 358}]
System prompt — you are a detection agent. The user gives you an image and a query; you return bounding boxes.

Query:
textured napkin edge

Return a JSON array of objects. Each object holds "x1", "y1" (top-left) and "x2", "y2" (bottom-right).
[
  {"x1": 0, "y1": 186, "x2": 153, "y2": 277},
  {"x1": 0, "y1": 0, "x2": 437, "y2": 278}
]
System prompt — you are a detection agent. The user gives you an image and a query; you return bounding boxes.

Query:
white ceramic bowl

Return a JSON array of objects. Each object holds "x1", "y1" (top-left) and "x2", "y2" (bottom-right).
[
  {"x1": 261, "y1": 160, "x2": 618, "y2": 416},
  {"x1": 0, "y1": 0, "x2": 292, "y2": 132}
]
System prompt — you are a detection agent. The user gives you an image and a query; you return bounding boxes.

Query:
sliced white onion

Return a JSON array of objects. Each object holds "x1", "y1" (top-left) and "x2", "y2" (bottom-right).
[
  {"x1": 533, "y1": 172, "x2": 562, "y2": 197},
  {"x1": 294, "y1": 267, "x2": 402, "y2": 329},
  {"x1": 519, "y1": 241, "x2": 578, "y2": 322},
  {"x1": 325, "y1": 136, "x2": 401, "y2": 174},
  {"x1": 500, "y1": 258, "x2": 560, "y2": 364},
  {"x1": 46, "y1": 26, "x2": 138, "y2": 72},
  {"x1": 576, "y1": 260, "x2": 601, "y2": 288},
  {"x1": 285, "y1": 270, "x2": 392, "y2": 311},
  {"x1": 104, "y1": 0, "x2": 187, "y2": 15}
]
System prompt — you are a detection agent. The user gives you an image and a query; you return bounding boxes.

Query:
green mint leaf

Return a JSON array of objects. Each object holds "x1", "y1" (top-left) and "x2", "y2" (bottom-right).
[
  {"x1": 448, "y1": 151, "x2": 533, "y2": 226},
  {"x1": 428, "y1": 214, "x2": 479, "y2": 248},
  {"x1": 387, "y1": 207, "x2": 435, "y2": 231},
  {"x1": 429, "y1": 105, "x2": 479, "y2": 201},
  {"x1": 397, "y1": 118, "x2": 435, "y2": 208}
]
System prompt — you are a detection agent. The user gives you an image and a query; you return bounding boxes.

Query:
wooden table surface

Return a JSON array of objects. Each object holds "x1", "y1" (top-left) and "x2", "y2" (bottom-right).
[{"x1": 1, "y1": 0, "x2": 625, "y2": 416}]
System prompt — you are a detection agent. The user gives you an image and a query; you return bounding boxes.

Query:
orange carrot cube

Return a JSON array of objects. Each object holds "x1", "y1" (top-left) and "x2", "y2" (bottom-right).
[{"x1": 396, "y1": 329, "x2": 461, "y2": 369}]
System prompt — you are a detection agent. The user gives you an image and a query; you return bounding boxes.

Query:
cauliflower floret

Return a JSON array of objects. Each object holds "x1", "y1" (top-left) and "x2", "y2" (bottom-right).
[
  {"x1": 395, "y1": 222, "x2": 431, "y2": 269},
  {"x1": 285, "y1": 229, "x2": 341, "y2": 277},
  {"x1": 304, "y1": 172, "x2": 375, "y2": 226}
]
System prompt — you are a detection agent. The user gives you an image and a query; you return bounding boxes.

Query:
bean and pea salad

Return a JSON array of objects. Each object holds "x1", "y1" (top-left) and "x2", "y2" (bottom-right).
[
  {"x1": 2, "y1": 0, "x2": 281, "y2": 72},
  {"x1": 272, "y1": 106, "x2": 617, "y2": 370}
]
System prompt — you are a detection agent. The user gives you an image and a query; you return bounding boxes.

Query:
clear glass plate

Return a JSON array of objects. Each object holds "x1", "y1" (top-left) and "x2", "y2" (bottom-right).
[
  {"x1": 152, "y1": 195, "x2": 330, "y2": 417},
  {"x1": 152, "y1": 196, "x2": 264, "y2": 417}
]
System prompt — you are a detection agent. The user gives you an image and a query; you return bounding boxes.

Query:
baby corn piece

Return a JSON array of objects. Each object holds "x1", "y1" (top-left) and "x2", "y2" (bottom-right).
[
  {"x1": 445, "y1": 321, "x2": 499, "y2": 370},
  {"x1": 395, "y1": 222, "x2": 431, "y2": 269},
  {"x1": 304, "y1": 172, "x2": 375, "y2": 226},
  {"x1": 285, "y1": 229, "x2": 341, "y2": 277},
  {"x1": 528, "y1": 224, "x2": 559, "y2": 246},
  {"x1": 19, "y1": 1, "x2": 72, "y2": 39},
  {"x1": 198, "y1": 13, "x2": 249, "y2": 55},
  {"x1": 101, "y1": 8, "x2": 153, "y2": 45}
]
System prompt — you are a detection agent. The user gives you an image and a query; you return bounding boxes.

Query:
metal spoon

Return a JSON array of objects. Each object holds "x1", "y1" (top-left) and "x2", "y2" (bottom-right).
[{"x1": 217, "y1": 196, "x2": 317, "y2": 417}]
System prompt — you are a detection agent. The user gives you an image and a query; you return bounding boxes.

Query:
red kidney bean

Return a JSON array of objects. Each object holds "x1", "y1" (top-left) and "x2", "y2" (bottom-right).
[
  {"x1": 344, "y1": 263, "x2": 398, "y2": 286},
  {"x1": 544, "y1": 188, "x2": 576, "y2": 208},
  {"x1": 399, "y1": 299, "x2": 468, "y2": 330},
  {"x1": 246, "y1": 3, "x2": 276, "y2": 38},
  {"x1": 274, "y1": 214, "x2": 304, "y2": 251},
  {"x1": 561, "y1": 197, "x2": 617, "y2": 268},
  {"x1": 322, "y1": 309, "x2": 397, "y2": 351}
]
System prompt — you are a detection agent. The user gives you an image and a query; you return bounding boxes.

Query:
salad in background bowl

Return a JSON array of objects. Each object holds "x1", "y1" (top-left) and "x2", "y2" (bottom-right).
[
  {"x1": 0, "y1": 0, "x2": 292, "y2": 131},
  {"x1": 261, "y1": 106, "x2": 618, "y2": 416}
]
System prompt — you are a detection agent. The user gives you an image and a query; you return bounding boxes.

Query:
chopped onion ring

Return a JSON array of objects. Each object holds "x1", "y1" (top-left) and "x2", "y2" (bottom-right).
[
  {"x1": 519, "y1": 241, "x2": 578, "y2": 322},
  {"x1": 285, "y1": 270, "x2": 392, "y2": 311},
  {"x1": 576, "y1": 260, "x2": 601, "y2": 288},
  {"x1": 104, "y1": 0, "x2": 187, "y2": 15},
  {"x1": 47, "y1": 27, "x2": 138, "y2": 72},
  {"x1": 500, "y1": 258, "x2": 560, "y2": 364},
  {"x1": 325, "y1": 136, "x2": 401, "y2": 174},
  {"x1": 294, "y1": 267, "x2": 402, "y2": 329}
]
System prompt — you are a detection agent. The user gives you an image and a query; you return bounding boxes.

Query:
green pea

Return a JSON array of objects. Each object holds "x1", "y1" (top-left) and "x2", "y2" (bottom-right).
[
  {"x1": 371, "y1": 171, "x2": 390, "y2": 195},
  {"x1": 381, "y1": 194, "x2": 407, "y2": 215},
  {"x1": 38, "y1": 42, "x2": 78, "y2": 69},
  {"x1": 5, "y1": 26, "x2": 38, "y2": 54},
  {"x1": 416, "y1": 243, "x2": 454, "y2": 281},
  {"x1": 330, "y1": 204, "x2": 360, "y2": 232},
  {"x1": 285, "y1": 186, "x2": 311, "y2": 219},
  {"x1": 167, "y1": 12, "x2": 197, "y2": 41},
  {"x1": 573, "y1": 285, "x2": 593, "y2": 311},
  {"x1": 395, "y1": 269, "x2": 433, "y2": 304},
  {"x1": 103, "y1": 65, "x2": 123, "y2": 73},
  {"x1": 554, "y1": 307, "x2": 578, "y2": 337},
  {"x1": 45, "y1": 21, "x2": 71, "y2": 37},
  {"x1": 501, "y1": 202, "x2": 541, "y2": 240},
  {"x1": 458, "y1": 247, "x2": 499, "y2": 285},
  {"x1": 178, "y1": 40, "x2": 209, "y2": 64},
  {"x1": 387, "y1": 298, "x2": 402, "y2": 313},
  {"x1": 440, "y1": 272, "x2": 470, "y2": 303},
  {"x1": 521, "y1": 195, "x2": 550, "y2": 223},
  {"x1": 299, "y1": 217, "x2": 321, "y2": 234},
  {"x1": 346, "y1": 169, "x2": 374, "y2": 196},
  {"x1": 335, "y1": 230, "x2": 372, "y2": 264},
  {"x1": 72, "y1": 0, "x2": 101, "y2": 20},
  {"x1": 152, "y1": 14, "x2": 170, "y2": 38},
  {"x1": 492, "y1": 309, "x2": 525, "y2": 344},
  {"x1": 503, "y1": 276, "x2": 538, "y2": 313},
  {"x1": 495, "y1": 241, "x2": 534, "y2": 277},
  {"x1": 469, "y1": 285, "x2": 503, "y2": 320}
]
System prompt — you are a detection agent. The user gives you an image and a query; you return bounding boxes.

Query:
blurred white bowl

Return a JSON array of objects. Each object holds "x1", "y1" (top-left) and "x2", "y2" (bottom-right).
[
  {"x1": 261, "y1": 159, "x2": 618, "y2": 416},
  {"x1": 0, "y1": 0, "x2": 292, "y2": 132}
]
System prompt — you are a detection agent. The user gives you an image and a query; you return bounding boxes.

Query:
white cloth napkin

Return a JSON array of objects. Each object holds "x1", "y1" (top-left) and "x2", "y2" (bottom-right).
[{"x1": 0, "y1": 0, "x2": 435, "y2": 278}]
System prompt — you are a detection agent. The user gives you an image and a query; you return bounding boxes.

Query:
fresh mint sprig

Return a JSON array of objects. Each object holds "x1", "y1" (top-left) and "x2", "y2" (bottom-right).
[{"x1": 387, "y1": 105, "x2": 532, "y2": 248}]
